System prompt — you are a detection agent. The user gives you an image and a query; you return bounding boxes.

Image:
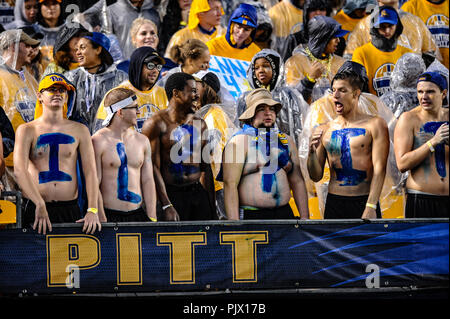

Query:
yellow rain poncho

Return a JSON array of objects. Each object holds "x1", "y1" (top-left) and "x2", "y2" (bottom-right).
[
  {"x1": 344, "y1": 7, "x2": 442, "y2": 61},
  {"x1": 165, "y1": 0, "x2": 226, "y2": 60}
]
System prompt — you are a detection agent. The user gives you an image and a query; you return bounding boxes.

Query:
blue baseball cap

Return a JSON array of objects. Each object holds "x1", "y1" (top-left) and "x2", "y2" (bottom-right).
[
  {"x1": 83, "y1": 32, "x2": 113, "y2": 65},
  {"x1": 333, "y1": 27, "x2": 350, "y2": 38},
  {"x1": 417, "y1": 72, "x2": 448, "y2": 91},
  {"x1": 231, "y1": 3, "x2": 258, "y2": 28},
  {"x1": 374, "y1": 7, "x2": 398, "y2": 27}
]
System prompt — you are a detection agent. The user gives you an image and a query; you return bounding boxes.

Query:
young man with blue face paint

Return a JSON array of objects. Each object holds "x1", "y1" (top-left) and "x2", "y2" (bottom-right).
[
  {"x1": 13, "y1": 73, "x2": 101, "y2": 234},
  {"x1": 141, "y1": 72, "x2": 216, "y2": 221},
  {"x1": 307, "y1": 66, "x2": 390, "y2": 219},
  {"x1": 394, "y1": 71, "x2": 449, "y2": 218},
  {"x1": 221, "y1": 88, "x2": 309, "y2": 220},
  {"x1": 92, "y1": 87, "x2": 157, "y2": 222}
]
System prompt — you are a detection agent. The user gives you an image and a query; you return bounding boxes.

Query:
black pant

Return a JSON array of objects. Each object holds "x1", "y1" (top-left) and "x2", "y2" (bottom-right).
[
  {"x1": 324, "y1": 193, "x2": 382, "y2": 219},
  {"x1": 242, "y1": 204, "x2": 296, "y2": 220},
  {"x1": 405, "y1": 193, "x2": 449, "y2": 218},
  {"x1": 104, "y1": 206, "x2": 150, "y2": 222},
  {"x1": 22, "y1": 198, "x2": 81, "y2": 227},
  {"x1": 165, "y1": 182, "x2": 216, "y2": 220}
]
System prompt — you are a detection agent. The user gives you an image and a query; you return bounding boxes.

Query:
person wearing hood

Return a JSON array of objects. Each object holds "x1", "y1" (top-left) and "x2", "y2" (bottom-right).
[
  {"x1": 0, "y1": 29, "x2": 40, "y2": 191},
  {"x1": 82, "y1": 0, "x2": 161, "y2": 60},
  {"x1": 164, "y1": 0, "x2": 225, "y2": 61},
  {"x1": 344, "y1": 0, "x2": 441, "y2": 62},
  {"x1": 268, "y1": 0, "x2": 304, "y2": 50},
  {"x1": 206, "y1": 3, "x2": 261, "y2": 61},
  {"x1": 352, "y1": 6, "x2": 412, "y2": 96},
  {"x1": 64, "y1": 31, "x2": 128, "y2": 134},
  {"x1": 401, "y1": 0, "x2": 449, "y2": 70},
  {"x1": 36, "y1": 0, "x2": 65, "y2": 65},
  {"x1": 14, "y1": 73, "x2": 102, "y2": 235},
  {"x1": 95, "y1": 46, "x2": 168, "y2": 133},
  {"x1": 333, "y1": 0, "x2": 376, "y2": 39},
  {"x1": 4, "y1": 0, "x2": 39, "y2": 30},
  {"x1": 237, "y1": 49, "x2": 308, "y2": 146},
  {"x1": 42, "y1": 23, "x2": 86, "y2": 77},
  {"x1": 279, "y1": 0, "x2": 331, "y2": 62},
  {"x1": 380, "y1": 52, "x2": 426, "y2": 118},
  {"x1": 285, "y1": 15, "x2": 348, "y2": 103}
]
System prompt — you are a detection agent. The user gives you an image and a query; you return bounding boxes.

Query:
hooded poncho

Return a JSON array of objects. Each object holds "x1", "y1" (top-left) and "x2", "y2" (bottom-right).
[{"x1": 236, "y1": 49, "x2": 309, "y2": 146}]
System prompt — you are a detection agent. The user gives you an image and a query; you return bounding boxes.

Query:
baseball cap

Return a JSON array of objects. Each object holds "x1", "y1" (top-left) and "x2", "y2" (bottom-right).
[
  {"x1": 83, "y1": 32, "x2": 114, "y2": 65},
  {"x1": 143, "y1": 48, "x2": 166, "y2": 66},
  {"x1": 417, "y1": 72, "x2": 448, "y2": 91},
  {"x1": 231, "y1": 4, "x2": 258, "y2": 28},
  {"x1": 39, "y1": 73, "x2": 75, "y2": 93},
  {"x1": 239, "y1": 88, "x2": 281, "y2": 121},
  {"x1": 102, "y1": 94, "x2": 138, "y2": 127},
  {"x1": 333, "y1": 27, "x2": 350, "y2": 38},
  {"x1": 0, "y1": 29, "x2": 40, "y2": 50},
  {"x1": 35, "y1": 73, "x2": 76, "y2": 119},
  {"x1": 374, "y1": 7, "x2": 398, "y2": 27}
]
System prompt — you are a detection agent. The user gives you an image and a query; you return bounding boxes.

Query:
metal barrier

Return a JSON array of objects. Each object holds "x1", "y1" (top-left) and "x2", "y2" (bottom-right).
[{"x1": 0, "y1": 218, "x2": 448, "y2": 296}]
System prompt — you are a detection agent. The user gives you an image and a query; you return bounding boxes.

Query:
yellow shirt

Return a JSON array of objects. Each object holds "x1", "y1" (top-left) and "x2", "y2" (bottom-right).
[
  {"x1": 333, "y1": 9, "x2": 364, "y2": 40},
  {"x1": 352, "y1": 42, "x2": 412, "y2": 96},
  {"x1": 203, "y1": 105, "x2": 234, "y2": 192},
  {"x1": 165, "y1": 26, "x2": 226, "y2": 60},
  {"x1": 345, "y1": 10, "x2": 441, "y2": 61},
  {"x1": 206, "y1": 35, "x2": 261, "y2": 62},
  {"x1": 0, "y1": 67, "x2": 38, "y2": 166},
  {"x1": 401, "y1": 0, "x2": 449, "y2": 69},
  {"x1": 269, "y1": 0, "x2": 303, "y2": 37},
  {"x1": 95, "y1": 80, "x2": 168, "y2": 132}
]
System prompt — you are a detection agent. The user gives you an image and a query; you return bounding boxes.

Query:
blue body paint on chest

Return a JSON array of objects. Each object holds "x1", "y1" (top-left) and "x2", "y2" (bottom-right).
[
  {"x1": 37, "y1": 133, "x2": 75, "y2": 184},
  {"x1": 421, "y1": 121, "x2": 448, "y2": 178},
  {"x1": 116, "y1": 143, "x2": 142, "y2": 204},
  {"x1": 329, "y1": 128, "x2": 367, "y2": 186},
  {"x1": 257, "y1": 129, "x2": 291, "y2": 206},
  {"x1": 169, "y1": 124, "x2": 200, "y2": 183}
]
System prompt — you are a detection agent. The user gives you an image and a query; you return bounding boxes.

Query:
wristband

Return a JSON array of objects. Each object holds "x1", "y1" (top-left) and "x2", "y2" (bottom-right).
[
  {"x1": 87, "y1": 207, "x2": 98, "y2": 214},
  {"x1": 149, "y1": 217, "x2": 157, "y2": 222},
  {"x1": 162, "y1": 203, "x2": 173, "y2": 210},
  {"x1": 365, "y1": 203, "x2": 377, "y2": 210},
  {"x1": 426, "y1": 141, "x2": 435, "y2": 153},
  {"x1": 305, "y1": 73, "x2": 316, "y2": 83}
]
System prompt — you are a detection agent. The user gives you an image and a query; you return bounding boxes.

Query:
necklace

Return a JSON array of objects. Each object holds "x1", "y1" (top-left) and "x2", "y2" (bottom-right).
[{"x1": 305, "y1": 47, "x2": 332, "y2": 79}]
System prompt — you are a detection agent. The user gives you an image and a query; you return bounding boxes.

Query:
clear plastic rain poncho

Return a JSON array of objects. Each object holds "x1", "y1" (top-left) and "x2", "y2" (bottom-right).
[
  {"x1": 298, "y1": 92, "x2": 405, "y2": 219},
  {"x1": 80, "y1": 0, "x2": 161, "y2": 60},
  {"x1": 268, "y1": 0, "x2": 303, "y2": 51},
  {"x1": 427, "y1": 58, "x2": 449, "y2": 108},
  {"x1": 0, "y1": 29, "x2": 39, "y2": 167},
  {"x1": 344, "y1": 6, "x2": 442, "y2": 61},
  {"x1": 236, "y1": 49, "x2": 309, "y2": 147},
  {"x1": 297, "y1": 61, "x2": 405, "y2": 219},
  {"x1": 195, "y1": 101, "x2": 237, "y2": 220},
  {"x1": 4, "y1": 0, "x2": 37, "y2": 30},
  {"x1": 64, "y1": 62, "x2": 128, "y2": 135},
  {"x1": 284, "y1": 15, "x2": 346, "y2": 103},
  {"x1": 380, "y1": 52, "x2": 426, "y2": 119}
]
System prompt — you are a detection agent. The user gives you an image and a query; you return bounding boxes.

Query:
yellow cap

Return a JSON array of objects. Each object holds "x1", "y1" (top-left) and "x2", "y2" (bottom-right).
[{"x1": 35, "y1": 73, "x2": 76, "y2": 119}]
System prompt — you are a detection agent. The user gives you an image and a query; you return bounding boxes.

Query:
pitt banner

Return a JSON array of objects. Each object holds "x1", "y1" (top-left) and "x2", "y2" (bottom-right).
[{"x1": 0, "y1": 220, "x2": 448, "y2": 294}]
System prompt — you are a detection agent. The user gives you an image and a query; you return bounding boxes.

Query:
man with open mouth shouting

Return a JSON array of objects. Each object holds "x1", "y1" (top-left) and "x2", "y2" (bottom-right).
[{"x1": 307, "y1": 62, "x2": 390, "y2": 220}]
